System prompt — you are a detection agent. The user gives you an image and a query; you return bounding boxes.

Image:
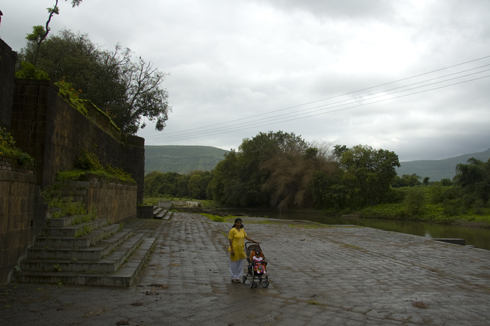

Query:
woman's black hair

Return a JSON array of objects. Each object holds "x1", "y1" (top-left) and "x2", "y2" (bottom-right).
[{"x1": 232, "y1": 218, "x2": 244, "y2": 228}]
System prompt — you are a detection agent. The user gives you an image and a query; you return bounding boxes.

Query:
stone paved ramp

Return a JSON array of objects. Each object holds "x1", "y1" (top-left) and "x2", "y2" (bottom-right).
[{"x1": 1, "y1": 212, "x2": 490, "y2": 325}]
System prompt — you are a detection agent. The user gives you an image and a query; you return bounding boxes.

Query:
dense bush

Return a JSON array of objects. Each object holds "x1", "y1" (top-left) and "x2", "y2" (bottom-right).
[
  {"x1": 0, "y1": 128, "x2": 35, "y2": 166},
  {"x1": 144, "y1": 170, "x2": 212, "y2": 199}
]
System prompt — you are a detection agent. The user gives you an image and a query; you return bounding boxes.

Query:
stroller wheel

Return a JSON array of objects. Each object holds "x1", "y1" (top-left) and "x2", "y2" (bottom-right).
[
  {"x1": 251, "y1": 282, "x2": 257, "y2": 288},
  {"x1": 242, "y1": 275, "x2": 247, "y2": 283}
]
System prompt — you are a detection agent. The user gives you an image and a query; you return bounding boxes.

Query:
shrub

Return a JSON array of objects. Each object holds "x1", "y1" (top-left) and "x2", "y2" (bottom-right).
[
  {"x1": 442, "y1": 198, "x2": 461, "y2": 217},
  {"x1": 473, "y1": 199, "x2": 485, "y2": 215},
  {"x1": 361, "y1": 203, "x2": 405, "y2": 219},
  {"x1": 76, "y1": 148, "x2": 103, "y2": 170},
  {"x1": 0, "y1": 128, "x2": 35, "y2": 166},
  {"x1": 15, "y1": 61, "x2": 50, "y2": 80},
  {"x1": 403, "y1": 187, "x2": 426, "y2": 216}
]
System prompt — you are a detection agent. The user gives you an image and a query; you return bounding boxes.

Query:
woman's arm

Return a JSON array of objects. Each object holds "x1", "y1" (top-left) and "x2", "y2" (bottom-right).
[
  {"x1": 245, "y1": 236, "x2": 259, "y2": 244},
  {"x1": 229, "y1": 238, "x2": 234, "y2": 255}
]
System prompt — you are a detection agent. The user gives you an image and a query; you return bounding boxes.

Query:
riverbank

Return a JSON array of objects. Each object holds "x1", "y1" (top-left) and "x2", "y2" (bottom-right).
[
  {"x1": 2, "y1": 212, "x2": 490, "y2": 325},
  {"x1": 184, "y1": 204, "x2": 490, "y2": 229}
]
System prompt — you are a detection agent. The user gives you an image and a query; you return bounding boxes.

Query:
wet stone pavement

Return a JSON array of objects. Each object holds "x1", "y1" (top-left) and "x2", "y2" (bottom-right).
[{"x1": 1, "y1": 212, "x2": 490, "y2": 325}]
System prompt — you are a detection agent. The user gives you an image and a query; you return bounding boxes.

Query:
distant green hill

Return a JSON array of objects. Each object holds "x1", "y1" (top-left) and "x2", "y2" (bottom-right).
[
  {"x1": 145, "y1": 145, "x2": 228, "y2": 174},
  {"x1": 397, "y1": 148, "x2": 490, "y2": 182}
]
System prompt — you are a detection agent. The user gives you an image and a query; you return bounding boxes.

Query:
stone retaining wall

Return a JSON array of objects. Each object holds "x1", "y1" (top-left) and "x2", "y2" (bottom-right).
[
  {"x1": 11, "y1": 79, "x2": 145, "y2": 203},
  {"x1": 0, "y1": 39, "x2": 17, "y2": 130},
  {"x1": 87, "y1": 179, "x2": 137, "y2": 223},
  {"x1": 0, "y1": 161, "x2": 46, "y2": 284},
  {"x1": 62, "y1": 178, "x2": 138, "y2": 223}
]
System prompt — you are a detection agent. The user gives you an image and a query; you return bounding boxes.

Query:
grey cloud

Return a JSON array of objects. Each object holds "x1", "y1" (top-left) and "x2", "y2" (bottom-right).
[{"x1": 249, "y1": 0, "x2": 396, "y2": 20}]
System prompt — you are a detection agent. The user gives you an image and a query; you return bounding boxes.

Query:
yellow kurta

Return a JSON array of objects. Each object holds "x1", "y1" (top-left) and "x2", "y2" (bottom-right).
[{"x1": 228, "y1": 228, "x2": 247, "y2": 262}]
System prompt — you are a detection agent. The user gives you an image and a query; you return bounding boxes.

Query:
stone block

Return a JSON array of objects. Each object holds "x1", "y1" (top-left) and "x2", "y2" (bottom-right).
[
  {"x1": 137, "y1": 206, "x2": 153, "y2": 219},
  {"x1": 33, "y1": 120, "x2": 46, "y2": 133},
  {"x1": 18, "y1": 120, "x2": 32, "y2": 131},
  {"x1": 0, "y1": 214, "x2": 7, "y2": 234}
]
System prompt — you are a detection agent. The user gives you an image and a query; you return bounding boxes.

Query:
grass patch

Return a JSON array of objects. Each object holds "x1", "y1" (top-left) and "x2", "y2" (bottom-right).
[
  {"x1": 341, "y1": 243, "x2": 362, "y2": 250},
  {"x1": 57, "y1": 168, "x2": 135, "y2": 185},
  {"x1": 201, "y1": 213, "x2": 226, "y2": 222},
  {"x1": 360, "y1": 202, "x2": 490, "y2": 227}
]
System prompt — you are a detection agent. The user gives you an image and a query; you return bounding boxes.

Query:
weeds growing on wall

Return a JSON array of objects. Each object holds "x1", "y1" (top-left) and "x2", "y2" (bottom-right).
[
  {"x1": 0, "y1": 128, "x2": 35, "y2": 166},
  {"x1": 41, "y1": 182, "x2": 87, "y2": 216},
  {"x1": 55, "y1": 77, "x2": 87, "y2": 115},
  {"x1": 55, "y1": 148, "x2": 136, "y2": 184},
  {"x1": 54, "y1": 77, "x2": 120, "y2": 131},
  {"x1": 14, "y1": 61, "x2": 50, "y2": 80}
]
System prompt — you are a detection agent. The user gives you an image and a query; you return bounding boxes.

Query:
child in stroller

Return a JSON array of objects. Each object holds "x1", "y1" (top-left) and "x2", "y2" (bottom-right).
[
  {"x1": 242, "y1": 242, "x2": 270, "y2": 288},
  {"x1": 252, "y1": 250, "x2": 267, "y2": 275}
]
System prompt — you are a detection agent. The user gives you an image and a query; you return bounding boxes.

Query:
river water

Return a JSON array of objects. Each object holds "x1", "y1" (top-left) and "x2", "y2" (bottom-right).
[{"x1": 223, "y1": 208, "x2": 490, "y2": 251}]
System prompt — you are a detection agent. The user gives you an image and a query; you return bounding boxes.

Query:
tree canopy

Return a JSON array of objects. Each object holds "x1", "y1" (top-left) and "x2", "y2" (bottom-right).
[
  {"x1": 207, "y1": 131, "x2": 338, "y2": 208},
  {"x1": 454, "y1": 157, "x2": 490, "y2": 206},
  {"x1": 313, "y1": 145, "x2": 400, "y2": 209},
  {"x1": 25, "y1": 0, "x2": 83, "y2": 64},
  {"x1": 18, "y1": 29, "x2": 170, "y2": 135}
]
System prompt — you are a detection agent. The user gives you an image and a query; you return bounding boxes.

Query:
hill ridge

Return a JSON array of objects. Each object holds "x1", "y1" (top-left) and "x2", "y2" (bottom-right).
[
  {"x1": 397, "y1": 148, "x2": 490, "y2": 181},
  {"x1": 145, "y1": 145, "x2": 228, "y2": 174}
]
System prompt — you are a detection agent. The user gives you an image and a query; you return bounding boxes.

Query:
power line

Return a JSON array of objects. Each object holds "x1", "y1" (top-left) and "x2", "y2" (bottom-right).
[
  {"x1": 148, "y1": 74, "x2": 490, "y2": 143},
  {"x1": 153, "y1": 65, "x2": 490, "y2": 142},
  {"x1": 143, "y1": 55, "x2": 490, "y2": 144},
  {"x1": 145, "y1": 54, "x2": 490, "y2": 140}
]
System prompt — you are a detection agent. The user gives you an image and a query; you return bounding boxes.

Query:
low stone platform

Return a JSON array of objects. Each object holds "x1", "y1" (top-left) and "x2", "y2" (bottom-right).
[{"x1": 1, "y1": 213, "x2": 490, "y2": 325}]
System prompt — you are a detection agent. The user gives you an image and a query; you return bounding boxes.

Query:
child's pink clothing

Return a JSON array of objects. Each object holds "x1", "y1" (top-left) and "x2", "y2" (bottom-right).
[{"x1": 252, "y1": 256, "x2": 266, "y2": 274}]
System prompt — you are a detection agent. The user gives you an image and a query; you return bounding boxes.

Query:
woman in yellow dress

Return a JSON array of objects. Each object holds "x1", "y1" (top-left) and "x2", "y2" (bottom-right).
[{"x1": 228, "y1": 218, "x2": 259, "y2": 283}]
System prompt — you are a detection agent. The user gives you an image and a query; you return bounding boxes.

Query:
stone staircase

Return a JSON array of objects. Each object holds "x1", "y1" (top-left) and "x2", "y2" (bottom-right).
[
  {"x1": 153, "y1": 206, "x2": 171, "y2": 220},
  {"x1": 12, "y1": 211, "x2": 160, "y2": 287}
]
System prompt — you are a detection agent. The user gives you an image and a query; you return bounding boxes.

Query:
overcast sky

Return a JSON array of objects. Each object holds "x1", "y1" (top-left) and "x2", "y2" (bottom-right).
[{"x1": 2, "y1": 0, "x2": 489, "y2": 161}]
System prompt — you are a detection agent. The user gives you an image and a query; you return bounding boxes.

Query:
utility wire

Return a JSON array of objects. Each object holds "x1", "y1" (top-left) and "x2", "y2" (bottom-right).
[
  {"x1": 146, "y1": 64, "x2": 490, "y2": 143},
  {"x1": 147, "y1": 74, "x2": 490, "y2": 143},
  {"x1": 144, "y1": 55, "x2": 490, "y2": 141},
  {"x1": 153, "y1": 65, "x2": 490, "y2": 142}
]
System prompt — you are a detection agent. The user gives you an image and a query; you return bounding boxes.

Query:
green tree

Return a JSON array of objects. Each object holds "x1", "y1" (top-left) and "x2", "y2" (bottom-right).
[
  {"x1": 454, "y1": 158, "x2": 490, "y2": 206},
  {"x1": 403, "y1": 187, "x2": 426, "y2": 216},
  {"x1": 440, "y1": 178, "x2": 453, "y2": 186},
  {"x1": 392, "y1": 174, "x2": 421, "y2": 188},
  {"x1": 25, "y1": 0, "x2": 82, "y2": 64},
  {"x1": 312, "y1": 170, "x2": 347, "y2": 209},
  {"x1": 208, "y1": 131, "x2": 311, "y2": 207},
  {"x1": 260, "y1": 144, "x2": 337, "y2": 209},
  {"x1": 19, "y1": 29, "x2": 170, "y2": 135},
  {"x1": 188, "y1": 174, "x2": 203, "y2": 199},
  {"x1": 339, "y1": 145, "x2": 400, "y2": 207}
]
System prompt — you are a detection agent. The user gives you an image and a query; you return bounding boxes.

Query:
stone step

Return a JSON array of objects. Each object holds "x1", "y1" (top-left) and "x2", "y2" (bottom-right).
[
  {"x1": 164, "y1": 212, "x2": 173, "y2": 220},
  {"x1": 27, "y1": 229, "x2": 133, "y2": 260},
  {"x1": 48, "y1": 215, "x2": 94, "y2": 228},
  {"x1": 155, "y1": 209, "x2": 168, "y2": 219},
  {"x1": 13, "y1": 236, "x2": 156, "y2": 287},
  {"x1": 153, "y1": 207, "x2": 163, "y2": 215},
  {"x1": 42, "y1": 218, "x2": 107, "y2": 237},
  {"x1": 21, "y1": 232, "x2": 145, "y2": 273},
  {"x1": 34, "y1": 224, "x2": 122, "y2": 248}
]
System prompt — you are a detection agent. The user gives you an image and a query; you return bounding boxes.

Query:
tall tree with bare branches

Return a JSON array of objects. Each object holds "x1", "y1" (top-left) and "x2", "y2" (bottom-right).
[
  {"x1": 260, "y1": 144, "x2": 337, "y2": 209},
  {"x1": 26, "y1": 0, "x2": 82, "y2": 64}
]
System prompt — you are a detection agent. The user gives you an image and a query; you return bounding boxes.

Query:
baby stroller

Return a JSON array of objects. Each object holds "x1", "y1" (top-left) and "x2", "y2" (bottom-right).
[{"x1": 242, "y1": 242, "x2": 270, "y2": 288}]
